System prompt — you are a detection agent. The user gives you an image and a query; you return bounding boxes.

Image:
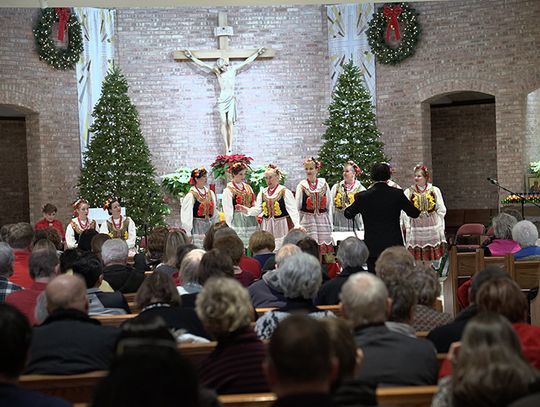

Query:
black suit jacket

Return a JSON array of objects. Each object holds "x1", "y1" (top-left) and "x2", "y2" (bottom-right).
[{"x1": 344, "y1": 182, "x2": 420, "y2": 258}]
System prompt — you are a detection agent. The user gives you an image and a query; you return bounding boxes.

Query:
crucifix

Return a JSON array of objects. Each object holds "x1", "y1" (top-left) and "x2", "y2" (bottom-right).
[{"x1": 174, "y1": 12, "x2": 275, "y2": 154}]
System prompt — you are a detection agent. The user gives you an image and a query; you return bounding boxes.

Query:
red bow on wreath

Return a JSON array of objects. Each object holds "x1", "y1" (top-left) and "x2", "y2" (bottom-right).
[
  {"x1": 55, "y1": 8, "x2": 71, "y2": 42},
  {"x1": 383, "y1": 4, "x2": 402, "y2": 42}
]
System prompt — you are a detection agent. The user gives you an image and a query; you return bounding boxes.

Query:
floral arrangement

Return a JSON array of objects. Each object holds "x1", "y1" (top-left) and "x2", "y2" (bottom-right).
[
  {"x1": 501, "y1": 194, "x2": 540, "y2": 204},
  {"x1": 210, "y1": 154, "x2": 253, "y2": 181},
  {"x1": 161, "y1": 167, "x2": 192, "y2": 199}
]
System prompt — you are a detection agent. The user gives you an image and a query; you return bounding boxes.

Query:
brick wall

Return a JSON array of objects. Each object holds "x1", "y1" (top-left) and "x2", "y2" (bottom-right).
[
  {"x1": 0, "y1": 119, "x2": 30, "y2": 224},
  {"x1": 376, "y1": 0, "x2": 540, "y2": 204},
  {"x1": 1, "y1": 1, "x2": 540, "y2": 224},
  {"x1": 431, "y1": 104, "x2": 498, "y2": 209}
]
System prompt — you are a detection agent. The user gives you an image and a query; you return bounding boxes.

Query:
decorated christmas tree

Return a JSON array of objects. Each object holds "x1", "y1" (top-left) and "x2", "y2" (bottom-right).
[
  {"x1": 78, "y1": 66, "x2": 167, "y2": 232},
  {"x1": 318, "y1": 60, "x2": 387, "y2": 186}
]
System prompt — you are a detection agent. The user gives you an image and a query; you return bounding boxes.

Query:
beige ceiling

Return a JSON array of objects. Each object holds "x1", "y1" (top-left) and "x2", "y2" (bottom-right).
[{"x1": 1, "y1": 0, "x2": 448, "y2": 7}]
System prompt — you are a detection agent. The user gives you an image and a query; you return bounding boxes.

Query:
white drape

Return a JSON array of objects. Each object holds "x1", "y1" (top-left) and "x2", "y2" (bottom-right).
[{"x1": 75, "y1": 8, "x2": 116, "y2": 161}]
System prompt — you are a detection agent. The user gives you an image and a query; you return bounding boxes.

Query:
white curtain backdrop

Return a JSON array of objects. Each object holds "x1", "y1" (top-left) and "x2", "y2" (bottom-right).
[
  {"x1": 327, "y1": 3, "x2": 376, "y2": 106},
  {"x1": 74, "y1": 7, "x2": 116, "y2": 161}
]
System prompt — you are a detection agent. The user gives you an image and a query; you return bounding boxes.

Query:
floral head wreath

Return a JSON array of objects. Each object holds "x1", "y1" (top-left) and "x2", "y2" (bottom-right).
[
  {"x1": 414, "y1": 164, "x2": 430, "y2": 181},
  {"x1": 103, "y1": 196, "x2": 119, "y2": 212},
  {"x1": 266, "y1": 163, "x2": 282, "y2": 178},
  {"x1": 72, "y1": 197, "x2": 88, "y2": 217},
  {"x1": 228, "y1": 161, "x2": 249, "y2": 175},
  {"x1": 189, "y1": 166, "x2": 207, "y2": 185},
  {"x1": 303, "y1": 156, "x2": 322, "y2": 170},
  {"x1": 346, "y1": 160, "x2": 363, "y2": 176}
]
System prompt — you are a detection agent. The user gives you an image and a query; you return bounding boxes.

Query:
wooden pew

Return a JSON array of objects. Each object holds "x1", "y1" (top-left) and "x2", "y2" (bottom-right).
[
  {"x1": 444, "y1": 246, "x2": 482, "y2": 316},
  {"x1": 93, "y1": 313, "x2": 137, "y2": 327},
  {"x1": 218, "y1": 386, "x2": 438, "y2": 407},
  {"x1": 255, "y1": 305, "x2": 342, "y2": 318},
  {"x1": 508, "y1": 258, "x2": 540, "y2": 326}
]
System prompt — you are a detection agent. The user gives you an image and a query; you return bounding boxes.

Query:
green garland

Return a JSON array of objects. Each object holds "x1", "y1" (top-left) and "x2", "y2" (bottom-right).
[
  {"x1": 367, "y1": 2, "x2": 421, "y2": 65},
  {"x1": 33, "y1": 8, "x2": 83, "y2": 70}
]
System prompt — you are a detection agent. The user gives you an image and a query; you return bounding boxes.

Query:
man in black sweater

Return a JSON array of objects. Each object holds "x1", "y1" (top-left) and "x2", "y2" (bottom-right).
[{"x1": 345, "y1": 163, "x2": 420, "y2": 273}]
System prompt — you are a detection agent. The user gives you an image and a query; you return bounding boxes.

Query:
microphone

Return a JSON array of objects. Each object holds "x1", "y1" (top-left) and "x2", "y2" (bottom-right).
[{"x1": 487, "y1": 177, "x2": 498, "y2": 185}]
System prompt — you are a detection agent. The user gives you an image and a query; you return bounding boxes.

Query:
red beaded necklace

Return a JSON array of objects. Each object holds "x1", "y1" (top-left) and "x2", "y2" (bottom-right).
[
  {"x1": 267, "y1": 184, "x2": 279, "y2": 196},
  {"x1": 344, "y1": 179, "x2": 356, "y2": 192},
  {"x1": 195, "y1": 186, "x2": 207, "y2": 199},
  {"x1": 232, "y1": 181, "x2": 245, "y2": 191},
  {"x1": 307, "y1": 178, "x2": 318, "y2": 191},
  {"x1": 416, "y1": 183, "x2": 428, "y2": 193},
  {"x1": 112, "y1": 215, "x2": 123, "y2": 230},
  {"x1": 78, "y1": 217, "x2": 89, "y2": 230}
]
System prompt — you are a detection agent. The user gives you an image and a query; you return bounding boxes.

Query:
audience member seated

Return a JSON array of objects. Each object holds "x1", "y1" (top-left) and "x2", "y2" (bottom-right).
[
  {"x1": 34, "y1": 226, "x2": 63, "y2": 252},
  {"x1": 133, "y1": 226, "x2": 169, "y2": 272},
  {"x1": 513, "y1": 220, "x2": 540, "y2": 260},
  {"x1": 177, "y1": 248, "x2": 205, "y2": 296},
  {"x1": 92, "y1": 316, "x2": 216, "y2": 407},
  {"x1": 91, "y1": 233, "x2": 111, "y2": 264},
  {"x1": 374, "y1": 246, "x2": 415, "y2": 281},
  {"x1": 340, "y1": 272, "x2": 438, "y2": 386},
  {"x1": 0, "y1": 304, "x2": 70, "y2": 407},
  {"x1": 248, "y1": 244, "x2": 301, "y2": 308},
  {"x1": 427, "y1": 266, "x2": 509, "y2": 353},
  {"x1": 59, "y1": 248, "x2": 80, "y2": 274},
  {"x1": 255, "y1": 252, "x2": 334, "y2": 340},
  {"x1": 196, "y1": 277, "x2": 269, "y2": 394},
  {"x1": 6, "y1": 249, "x2": 59, "y2": 325},
  {"x1": 262, "y1": 228, "x2": 308, "y2": 271},
  {"x1": 72, "y1": 252, "x2": 130, "y2": 316},
  {"x1": 25, "y1": 274, "x2": 119, "y2": 374},
  {"x1": 172, "y1": 243, "x2": 197, "y2": 284},
  {"x1": 34, "y1": 203, "x2": 65, "y2": 242},
  {"x1": 32, "y1": 238, "x2": 58, "y2": 254},
  {"x1": 0, "y1": 224, "x2": 12, "y2": 242},
  {"x1": 7, "y1": 222, "x2": 34, "y2": 289},
  {"x1": 509, "y1": 392, "x2": 540, "y2": 407},
  {"x1": 432, "y1": 313, "x2": 537, "y2": 407},
  {"x1": 476, "y1": 277, "x2": 540, "y2": 369},
  {"x1": 213, "y1": 226, "x2": 262, "y2": 280},
  {"x1": 202, "y1": 221, "x2": 228, "y2": 251},
  {"x1": 320, "y1": 317, "x2": 377, "y2": 407},
  {"x1": 181, "y1": 249, "x2": 235, "y2": 308},
  {"x1": 384, "y1": 276, "x2": 417, "y2": 337},
  {"x1": 264, "y1": 315, "x2": 337, "y2": 407},
  {"x1": 483, "y1": 212, "x2": 520, "y2": 256},
  {"x1": 78, "y1": 228, "x2": 99, "y2": 252},
  {"x1": 410, "y1": 269, "x2": 452, "y2": 331},
  {"x1": 155, "y1": 230, "x2": 189, "y2": 276},
  {"x1": 214, "y1": 235, "x2": 255, "y2": 287},
  {"x1": 0, "y1": 242, "x2": 22, "y2": 303},
  {"x1": 133, "y1": 271, "x2": 209, "y2": 340},
  {"x1": 249, "y1": 230, "x2": 276, "y2": 269},
  {"x1": 316, "y1": 237, "x2": 369, "y2": 305},
  {"x1": 102, "y1": 239, "x2": 145, "y2": 293}
]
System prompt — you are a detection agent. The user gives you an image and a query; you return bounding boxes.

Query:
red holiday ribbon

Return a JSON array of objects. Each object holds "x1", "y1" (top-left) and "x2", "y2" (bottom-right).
[
  {"x1": 383, "y1": 4, "x2": 402, "y2": 42},
  {"x1": 55, "y1": 8, "x2": 70, "y2": 42}
]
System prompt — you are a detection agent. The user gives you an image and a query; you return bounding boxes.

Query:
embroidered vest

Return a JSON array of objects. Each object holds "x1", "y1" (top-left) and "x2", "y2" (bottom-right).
[
  {"x1": 191, "y1": 188, "x2": 214, "y2": 219},
  {"x1": 70, "y1": 219, "x2": 96, "y2": 243},
  {"x1": 262, "y1": 189, "x2": 289, "y2": 219},
  {"x1": 410, "y1": 186, "x2": 437, "y2": 214},
  {"x1": 300, "y1": 183, "x2": 328, "y2": 214},
  {"x1": 227, "y1": 182, "x2": 255, "y2": 208},
  {"x1": 334, "y1": 182, "x2": 362, "y2": 210},
  {"x1": 105, "y1": 217, "x2": 130, "y2": 240}
]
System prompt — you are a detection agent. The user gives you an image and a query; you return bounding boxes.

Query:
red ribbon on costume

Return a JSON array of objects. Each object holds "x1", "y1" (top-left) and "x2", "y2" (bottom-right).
[
  {"x1": 383, "y1": 4, "x2": 402, "y2": 42},
  {"x1": 55, "y1": 8, "x2": 71, "y2": 42}
]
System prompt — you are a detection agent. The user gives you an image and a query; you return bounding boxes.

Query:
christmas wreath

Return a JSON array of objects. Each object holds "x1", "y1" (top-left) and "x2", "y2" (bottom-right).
[
  {"x1": 367, "y1": 2, "x2": 420, "y2": 65},
  {"x1": 33, "y1": 8, "x2": 83, "y2": 70}
]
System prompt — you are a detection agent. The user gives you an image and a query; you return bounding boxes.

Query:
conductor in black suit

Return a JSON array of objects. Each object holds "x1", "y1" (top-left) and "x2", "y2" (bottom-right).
[{"x1": 345, "y1": 163, "x2": 420, "y2": 273}]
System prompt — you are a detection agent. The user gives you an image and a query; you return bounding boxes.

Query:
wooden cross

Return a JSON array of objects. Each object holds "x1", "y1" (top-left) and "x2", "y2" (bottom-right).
[{"x1": 173, "y1": 12, "x2": 275, "y2": 62}]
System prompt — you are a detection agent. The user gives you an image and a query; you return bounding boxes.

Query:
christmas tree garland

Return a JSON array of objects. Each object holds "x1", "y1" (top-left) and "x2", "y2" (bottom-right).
[
  {"x1": 367, "y1": 2, "x2": 420, "y2": 65},
  {"x1": 33, "y1": 8, "x2": 83, "y2": 70}
]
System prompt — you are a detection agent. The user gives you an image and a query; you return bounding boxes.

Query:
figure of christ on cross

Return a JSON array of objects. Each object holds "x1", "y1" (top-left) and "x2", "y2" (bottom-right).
[{"x1": 184, "y1": 47, "x2": 266, "y2": 154}]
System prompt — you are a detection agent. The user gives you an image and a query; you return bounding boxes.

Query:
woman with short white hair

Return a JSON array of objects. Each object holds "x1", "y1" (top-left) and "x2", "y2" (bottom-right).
[
  {"x1": 254, "y1": 252, "x2": 334, "y2": 339},
  {"x1": 512, "y1": 220, "x2": 540, "y2": 260}
]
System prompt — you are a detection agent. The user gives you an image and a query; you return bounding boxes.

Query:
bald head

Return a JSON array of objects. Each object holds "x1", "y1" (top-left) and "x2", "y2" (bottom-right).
[{"x1": 45, "y1": 274, "x2": 88, "y2": 314}]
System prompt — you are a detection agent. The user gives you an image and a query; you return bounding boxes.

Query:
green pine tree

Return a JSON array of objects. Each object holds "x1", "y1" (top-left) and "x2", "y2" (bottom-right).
[
  {"x1": 318, "y1": 60, "x2": 387, "y2": 186},
  {"x1": 78, "y1": 66, "x2": 168, "y2": 233}
]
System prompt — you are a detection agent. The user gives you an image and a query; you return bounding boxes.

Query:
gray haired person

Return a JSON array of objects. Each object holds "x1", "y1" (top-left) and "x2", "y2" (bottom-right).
[
  {"x1": 410, "y1": 269, "x2": 452, "y2": 331},
  {"x1": 513, "y1": 220, "x2": 540, "y2": 260},
  {"x1": 255, "y1": 252, "x2": 334, "y2": 340},
  {"x1": 0, "y1": 242, "x2": 21, "y2": 303},
  {"x1": 484, "y1": 213, "x2": 520, "y2": 256},
  {"x1": 102, "y1": 239, "x2": 144, "y2": 293},
  {"x1": 316, "y1": 237, "x2": 369, "y2": 305}
]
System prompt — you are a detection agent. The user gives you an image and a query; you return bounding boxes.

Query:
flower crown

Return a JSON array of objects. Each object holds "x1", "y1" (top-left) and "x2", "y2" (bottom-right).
[
  {"x1": 189, "y1": 166, "x2": 207, "y2": 185},
  {"x1": 228, "y1": 161, "x2": 249, "y2": 174},
  {"x1": 72, "y1": 197, "x2": 88, "y2": 210},
  {"x1": 303, "y1": 156, "x2": 322, "y2": 170},
  {"x1": 103, "y1": 196, "x2": 119, "y2": 211},
  {"x1": 266, "y1": 163, "x2": 282, "y2": 178},
  {"x1": 346, "y1": 160, "x2": 363, "y2": 176}
]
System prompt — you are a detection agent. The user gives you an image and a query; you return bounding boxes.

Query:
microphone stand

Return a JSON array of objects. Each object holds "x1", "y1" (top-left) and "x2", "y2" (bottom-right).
[{"x1": 489, "y1": 179, "x2": 540, "y2": 219}]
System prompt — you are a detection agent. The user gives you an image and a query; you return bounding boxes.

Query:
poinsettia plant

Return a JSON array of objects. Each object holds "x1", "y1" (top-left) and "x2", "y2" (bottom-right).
[
  {"x1": 161, "y1": 167, "x2": 192, "y2": 199},
  {"x1": 210, "y1": 154, "x2": 253, "y2": 181}
]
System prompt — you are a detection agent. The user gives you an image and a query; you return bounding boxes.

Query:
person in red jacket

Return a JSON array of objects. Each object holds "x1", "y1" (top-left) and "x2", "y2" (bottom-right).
[{"x1": 34, "y1": 203, "x2": 65, "y2": 242}]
